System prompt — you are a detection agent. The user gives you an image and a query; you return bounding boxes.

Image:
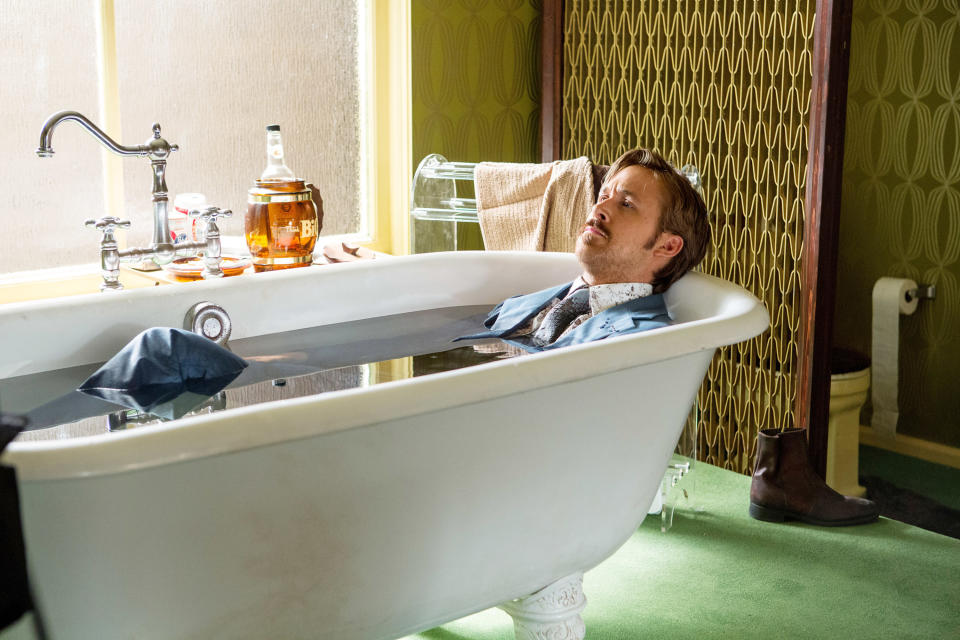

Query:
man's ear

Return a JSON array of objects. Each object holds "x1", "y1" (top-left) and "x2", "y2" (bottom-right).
[{"x1": 654, "y1": 233, "x2": 683, "y2": 258}]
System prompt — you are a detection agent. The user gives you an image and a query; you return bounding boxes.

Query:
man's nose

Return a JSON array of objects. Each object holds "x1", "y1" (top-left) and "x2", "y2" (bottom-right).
[{"x1": 591, "y1": 200, "x2": 611, "y2": 221}]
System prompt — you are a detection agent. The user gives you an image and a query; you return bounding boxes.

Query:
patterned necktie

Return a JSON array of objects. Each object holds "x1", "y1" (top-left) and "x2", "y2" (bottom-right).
[{"x1": 533, "y1": 288, "x2": 591, "y2": 345}]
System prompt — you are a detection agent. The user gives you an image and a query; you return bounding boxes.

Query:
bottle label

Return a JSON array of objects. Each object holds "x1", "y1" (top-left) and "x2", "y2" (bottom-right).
[{"x1": 300, "y1": 218, "x2": 318, "y2": 238}]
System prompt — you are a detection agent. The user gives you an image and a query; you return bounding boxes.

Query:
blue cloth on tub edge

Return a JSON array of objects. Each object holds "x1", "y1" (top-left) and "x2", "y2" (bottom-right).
[{"x1": 453, "y1": 280, "x2": 671, "y2": 352}]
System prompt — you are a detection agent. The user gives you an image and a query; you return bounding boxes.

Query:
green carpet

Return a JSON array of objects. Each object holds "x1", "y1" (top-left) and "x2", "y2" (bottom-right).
[{"x1": 406, "y1": 463, "x2": 960, "y2": 640}]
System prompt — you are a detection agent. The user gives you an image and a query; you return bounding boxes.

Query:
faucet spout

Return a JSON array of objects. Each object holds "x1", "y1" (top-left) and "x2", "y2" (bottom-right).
[
  {"x1": 37, "y1": 110, "x2": 180, "y2": 269},
  {"x1": 36, "y1": 110, "x2": 149, "y2": 158}
]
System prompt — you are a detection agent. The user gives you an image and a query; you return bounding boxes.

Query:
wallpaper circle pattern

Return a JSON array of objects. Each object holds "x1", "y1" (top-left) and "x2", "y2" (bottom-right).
[
  {"x1": 413, "y1": 0, "x2": 541, "y2": 164},
  {"x1": 411, "y1": 0, "x2": 542, "y2": 253},
  {"x1": 837, "y1": 0, "x2": 960, "y2": 447}
]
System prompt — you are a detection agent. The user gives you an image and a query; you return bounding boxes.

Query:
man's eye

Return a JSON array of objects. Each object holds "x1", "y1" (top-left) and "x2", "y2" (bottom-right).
[{"x1": 621, "y1": 199, "x2": 633, "y2": 208}]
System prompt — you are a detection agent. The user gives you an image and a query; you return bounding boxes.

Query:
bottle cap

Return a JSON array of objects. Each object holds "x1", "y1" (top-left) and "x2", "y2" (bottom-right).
[
  {"x1": 266, "y1": 124, "x2": 280, "y2": 132},
  {"x1": 173, "y1": 192, "x2": 207, "y2": 215}
]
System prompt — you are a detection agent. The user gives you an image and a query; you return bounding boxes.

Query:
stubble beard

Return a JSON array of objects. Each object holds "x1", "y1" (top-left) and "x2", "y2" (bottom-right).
[
  {"x1": 576, "y1": 233, "x2": 619, "y2": 282},
  {"x1": 575, "y1": 229, "x2": 660, "y2": 284}
]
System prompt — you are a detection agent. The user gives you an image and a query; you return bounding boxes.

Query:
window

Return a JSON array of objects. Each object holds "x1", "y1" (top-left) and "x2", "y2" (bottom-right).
[{"x1": 2, "y1": 0, "x2": 378, "y2": 274}]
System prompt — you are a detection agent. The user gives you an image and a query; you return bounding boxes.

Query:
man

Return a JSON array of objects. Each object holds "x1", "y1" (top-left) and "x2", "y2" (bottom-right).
[{"x1": 458, "y1": 148, "x2": 711, "y2": 352}]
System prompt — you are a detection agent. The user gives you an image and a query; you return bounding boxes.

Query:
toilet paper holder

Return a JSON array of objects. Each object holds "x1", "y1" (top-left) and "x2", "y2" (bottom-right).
[{"x1": 905, "y1": 285, "x2": 936, "y2": 303}]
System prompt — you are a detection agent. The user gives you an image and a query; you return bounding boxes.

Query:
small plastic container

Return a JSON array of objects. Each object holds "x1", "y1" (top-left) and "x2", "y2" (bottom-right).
[{"x1": 170, "y1": 193, "x2": 207, "y2": 244}]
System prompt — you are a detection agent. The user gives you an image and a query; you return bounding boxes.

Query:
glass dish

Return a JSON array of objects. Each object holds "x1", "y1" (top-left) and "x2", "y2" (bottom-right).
[{"x1": 165, "y1": 256, "x2": 251, "y2": 280}]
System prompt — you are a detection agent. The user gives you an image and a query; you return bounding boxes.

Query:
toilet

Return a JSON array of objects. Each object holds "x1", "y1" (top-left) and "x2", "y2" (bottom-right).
[{"x1": 827, "y1": 348, "x2": 871, "y2": 497}]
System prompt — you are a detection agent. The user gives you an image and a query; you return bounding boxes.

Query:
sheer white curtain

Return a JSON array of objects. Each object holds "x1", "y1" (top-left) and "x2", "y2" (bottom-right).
[{"x1": 1, "y1": 1, "x2": 105, "y2": 273}]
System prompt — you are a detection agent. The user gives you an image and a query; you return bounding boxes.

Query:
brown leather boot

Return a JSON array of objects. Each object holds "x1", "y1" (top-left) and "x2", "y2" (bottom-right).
[{"x1": 749, "y1": 428, "x2": 879, "y2": 526}]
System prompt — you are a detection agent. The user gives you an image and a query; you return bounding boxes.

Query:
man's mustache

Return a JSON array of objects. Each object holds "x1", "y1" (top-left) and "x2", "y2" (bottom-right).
[{"x1": 583, "y1": 218, "x2": 609, "y2": 238}]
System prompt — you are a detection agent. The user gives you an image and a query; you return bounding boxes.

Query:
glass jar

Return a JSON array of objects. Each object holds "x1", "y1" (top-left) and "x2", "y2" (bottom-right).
[{"x1": 245, "y1": 179, "x2": 319, "y2": 271}]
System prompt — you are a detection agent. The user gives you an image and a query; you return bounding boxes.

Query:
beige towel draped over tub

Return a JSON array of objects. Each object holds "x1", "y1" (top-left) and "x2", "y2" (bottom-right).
[{"x1": 475, "y1": 157, "x2": 595, "y2": 253}]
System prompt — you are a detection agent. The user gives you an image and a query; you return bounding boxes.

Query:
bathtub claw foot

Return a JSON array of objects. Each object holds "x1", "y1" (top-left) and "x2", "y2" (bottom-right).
[{"x1": 499, "y1": 572, "x2": 586, "y2": 640}]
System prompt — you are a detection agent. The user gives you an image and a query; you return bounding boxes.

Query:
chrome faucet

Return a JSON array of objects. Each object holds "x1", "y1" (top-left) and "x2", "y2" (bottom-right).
[
  {"x1": 37, "y1": 110, "x2": 229, "y2": 290},
  {"x1": 85, "y1": 207, "x2": 231, "y2": 291},
  {"x1": 37, "y1": 110, "x2": 178, "y2": 267}
]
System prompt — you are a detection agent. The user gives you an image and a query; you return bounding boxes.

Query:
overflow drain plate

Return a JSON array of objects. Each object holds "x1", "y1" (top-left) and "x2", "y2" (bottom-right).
[{"x1": 184, "y1": 301, "x2": 232, "y2": 346}]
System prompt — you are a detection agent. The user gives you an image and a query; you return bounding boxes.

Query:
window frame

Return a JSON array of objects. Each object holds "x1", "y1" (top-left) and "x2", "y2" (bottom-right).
[{"x1": 93, "y1": 0, "x2": 410, "y2": 257}]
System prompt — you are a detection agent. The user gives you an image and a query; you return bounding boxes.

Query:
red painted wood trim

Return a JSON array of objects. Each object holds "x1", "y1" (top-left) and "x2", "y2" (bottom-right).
[
  {"x1": 540, "y1": 0, "x2": 564, "y2": 162},
  {"x1": 799, "y1": 0, "x2": 853, "y2": 477}
]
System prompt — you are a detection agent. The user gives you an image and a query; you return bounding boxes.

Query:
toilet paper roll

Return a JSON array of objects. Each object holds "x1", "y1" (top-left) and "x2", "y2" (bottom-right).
[{"x1": 871, "y1": 277, "x2": 918, "y2": 437}]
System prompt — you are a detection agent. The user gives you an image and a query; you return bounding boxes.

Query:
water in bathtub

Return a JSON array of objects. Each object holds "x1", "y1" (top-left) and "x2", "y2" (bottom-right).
[{"x1": 6, "y1": 305, "x2": 527, "y2": 441}]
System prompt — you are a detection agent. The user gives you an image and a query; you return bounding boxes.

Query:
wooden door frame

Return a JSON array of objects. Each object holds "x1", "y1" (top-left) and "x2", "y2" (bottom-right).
[
  {"x1": 540, "y1": 0, "x2": 564, "y2": 162},
  {"x1": 539, "y1": 1, "x2": 854, "y2": 477},
  {"x1": 798, "y1": 0, "x2": 853, "y2": 476}
]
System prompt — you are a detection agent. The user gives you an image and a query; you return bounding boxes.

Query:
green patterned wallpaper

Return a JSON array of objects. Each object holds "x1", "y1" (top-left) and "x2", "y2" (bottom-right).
[
  {"x1": 411, "y1": 0, "x2": 542, "y2": 252},
  {"x1": 560, "y1": 1, "x2": 815, "y2": 474},
  {"x1": 835, "y1": 0, "x2": 960, "y2": 447}
]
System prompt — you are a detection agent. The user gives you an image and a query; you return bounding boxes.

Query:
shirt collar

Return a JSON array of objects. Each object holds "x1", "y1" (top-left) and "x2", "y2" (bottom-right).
[{"x1": 568, "y1": 276, "x2": 654, "y2": 315}]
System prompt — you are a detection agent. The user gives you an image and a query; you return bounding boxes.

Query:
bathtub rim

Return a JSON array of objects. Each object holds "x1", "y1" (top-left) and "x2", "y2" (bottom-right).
[{"x1": 2, "y1": 256, "x2": 768, "y2": 481}]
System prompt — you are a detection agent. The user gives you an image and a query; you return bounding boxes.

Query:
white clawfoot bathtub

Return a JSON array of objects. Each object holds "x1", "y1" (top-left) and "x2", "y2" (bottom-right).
[{"x1": 1, "y1": 251, "x2": 767, "y2": 640}]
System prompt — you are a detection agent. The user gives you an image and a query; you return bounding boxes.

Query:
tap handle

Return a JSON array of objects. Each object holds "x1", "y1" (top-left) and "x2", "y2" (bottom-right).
[
  {"x1": 191, "y1": 207, "x2": 231, "y2": 279},
  {"x1": 85, "y1": 216, "x2": 129, "y2": 292},
  {"x1": 85, "y1": 216, "x2": 131, "y2": 233},
  {"x1": 148, "y1": 122, "x2": 178, "y2": 156},
  {"x1": 192, "y1": 206, "x2": 232, "y2": 225},
  {"x1": 151, "y1": 123, "x2": 176, "y2": 145}
]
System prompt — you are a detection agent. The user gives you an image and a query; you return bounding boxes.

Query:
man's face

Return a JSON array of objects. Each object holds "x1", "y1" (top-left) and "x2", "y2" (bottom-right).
[{"x1": 575, "y1": 164, "x2": 681, "y2": 285}]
